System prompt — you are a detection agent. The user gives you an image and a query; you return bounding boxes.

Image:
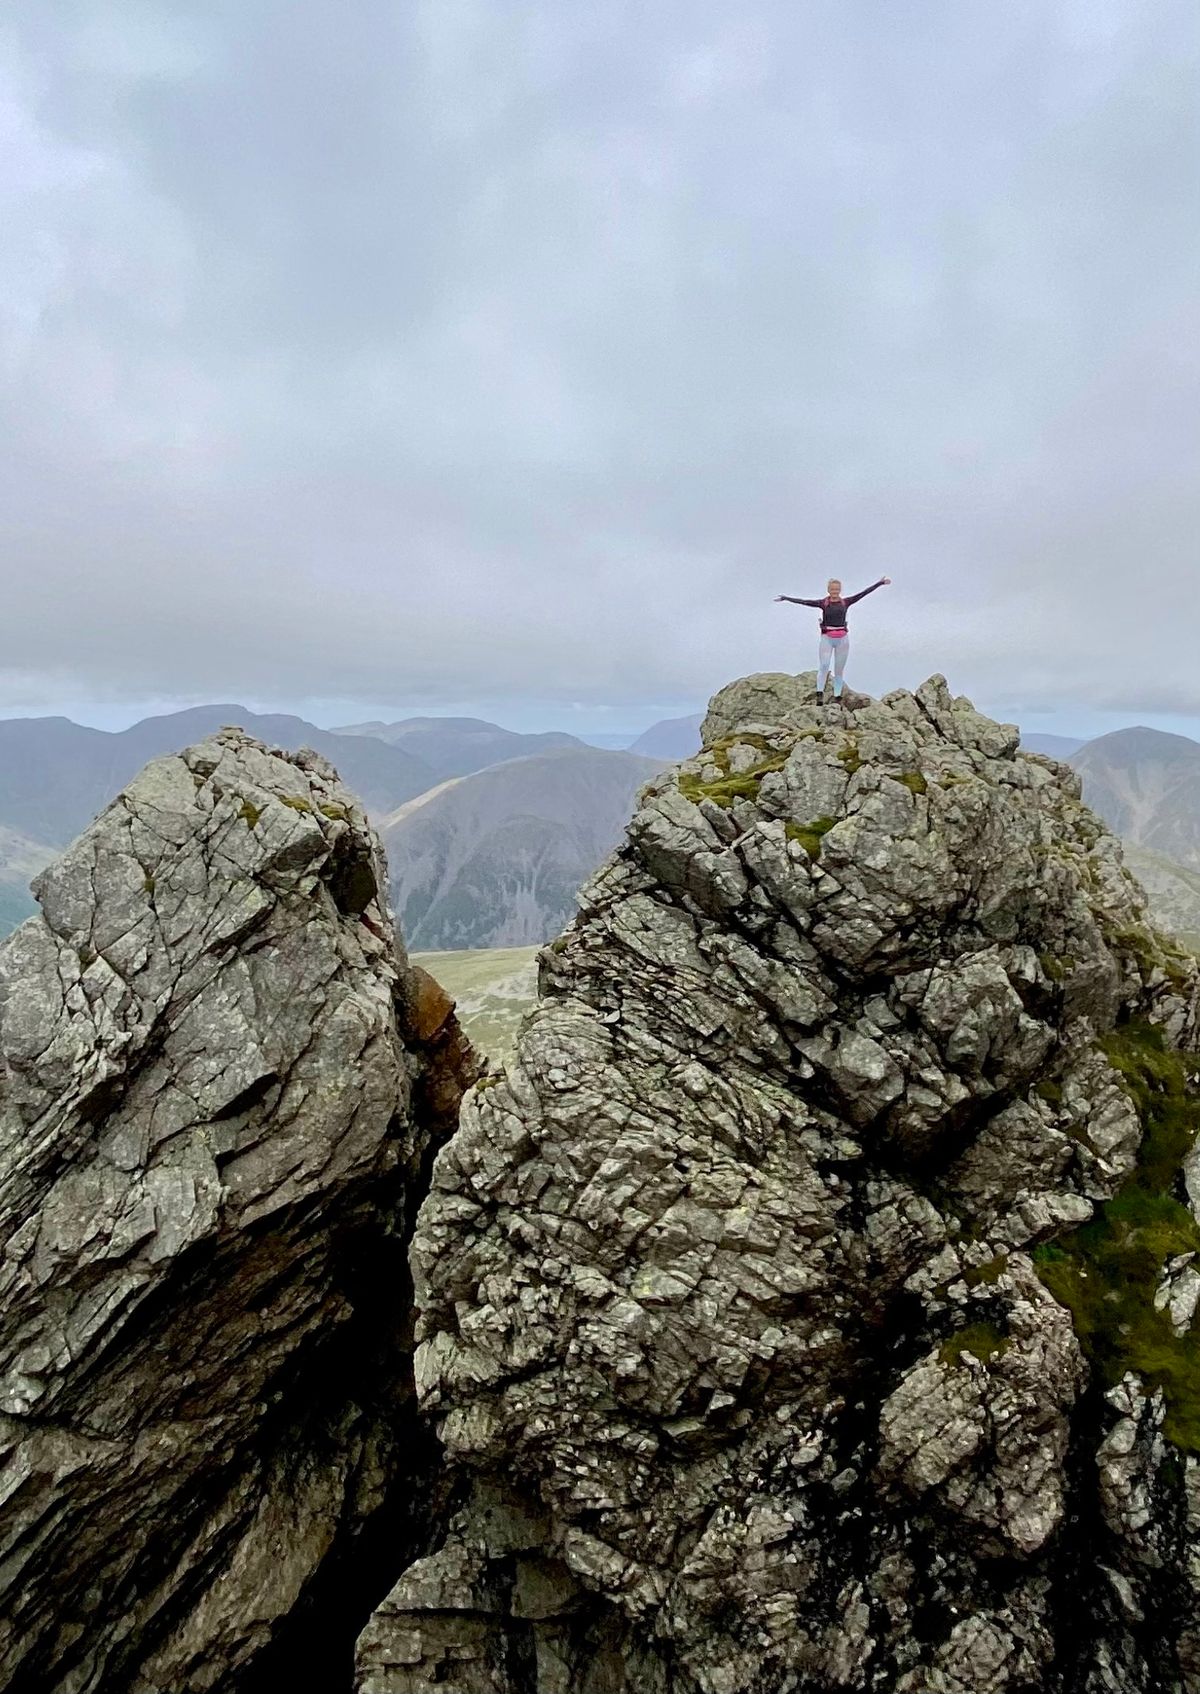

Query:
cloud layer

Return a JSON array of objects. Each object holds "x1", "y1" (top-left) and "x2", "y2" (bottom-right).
[{"x1": 2, "y1": 1, "x2": 1197, "y2": 719}]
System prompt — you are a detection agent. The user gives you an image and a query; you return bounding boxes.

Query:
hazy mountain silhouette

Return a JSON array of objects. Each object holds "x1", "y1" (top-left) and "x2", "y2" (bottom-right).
[
  {"x1": 0, "y1": 707, "x2": 435, "y2": 847},
  {"x1": 335, "y1": 715, "x2": 582, "y2": 780}
]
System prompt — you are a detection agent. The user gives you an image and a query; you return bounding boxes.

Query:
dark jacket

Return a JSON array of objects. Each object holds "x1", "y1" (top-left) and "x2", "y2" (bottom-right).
[{"x1": 786, "y1": 580, "x2": 886, "y2": 633}]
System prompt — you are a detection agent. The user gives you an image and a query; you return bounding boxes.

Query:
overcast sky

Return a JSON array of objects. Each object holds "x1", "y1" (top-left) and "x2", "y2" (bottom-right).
[{"x1": 1, "y1": 1, "x2": 1197, "y2": 736}]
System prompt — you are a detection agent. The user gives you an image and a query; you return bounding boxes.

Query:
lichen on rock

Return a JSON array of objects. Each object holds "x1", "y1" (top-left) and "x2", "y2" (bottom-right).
[{"x1": 384, "y1": 670, "x2": 1200, "y2": 1694}]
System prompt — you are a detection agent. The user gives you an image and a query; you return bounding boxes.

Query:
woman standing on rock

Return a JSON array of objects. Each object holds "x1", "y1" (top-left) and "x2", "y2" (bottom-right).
[{"x1": 776, "y1": 576, "x2": 891, "y2": 701}]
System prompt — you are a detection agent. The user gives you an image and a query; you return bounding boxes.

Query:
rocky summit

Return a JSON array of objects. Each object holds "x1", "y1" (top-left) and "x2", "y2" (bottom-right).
[
  {"x1": 392, "y1": 672, "x2": 1200, "y2": 1694},
  {"x1": 4, "y1": 677, "x2": 1200, "y2": 1694}
]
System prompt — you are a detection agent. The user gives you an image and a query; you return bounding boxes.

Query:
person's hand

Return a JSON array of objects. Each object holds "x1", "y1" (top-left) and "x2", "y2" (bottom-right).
[
  {"x1": 775, "y1": 594, "x2": 788, "y2": 601},
  {"x1": 882, "y1": 576, "x2": 892, "y2": 585}
]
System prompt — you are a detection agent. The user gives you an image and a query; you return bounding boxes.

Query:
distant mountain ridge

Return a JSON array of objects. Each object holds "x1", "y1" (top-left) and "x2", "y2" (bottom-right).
[
  {"x1": 334, "y1": 715, "x2": 582, "y2": 780},
  {"x1": 1020, "y1": 731, "x2": 1085, "y2": 758},
  {"x1": 0, "y1": 706, "x2": 435, "y2": 847}
]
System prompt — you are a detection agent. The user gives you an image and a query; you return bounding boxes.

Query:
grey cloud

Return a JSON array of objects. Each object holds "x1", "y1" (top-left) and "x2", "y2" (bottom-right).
[{"x1": 0, "y1": 0, "x2": 1197, "y2": 720}]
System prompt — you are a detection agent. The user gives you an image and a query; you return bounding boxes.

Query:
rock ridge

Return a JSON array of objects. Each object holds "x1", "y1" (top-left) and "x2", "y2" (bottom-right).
[
  {"x1": 5, "y1": 678, "x2": 1200, "y2": 1693},
  {"x1": 387, "y1": 671, "x2": 1200, "y2": 1693}
]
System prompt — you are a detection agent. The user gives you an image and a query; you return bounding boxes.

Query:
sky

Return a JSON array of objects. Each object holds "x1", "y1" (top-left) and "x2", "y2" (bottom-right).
[{"x1": 1, "y1": 0, "x2": 1197, "y2": 739}]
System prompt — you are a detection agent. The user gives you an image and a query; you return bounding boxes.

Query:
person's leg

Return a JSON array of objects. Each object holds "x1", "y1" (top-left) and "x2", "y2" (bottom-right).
[
  {"x1": 832, "y1": 636, "x2": 849, "y2": 697},
  {"x1": 817, "y1": 635, "x2": 833, "y2": 697}
]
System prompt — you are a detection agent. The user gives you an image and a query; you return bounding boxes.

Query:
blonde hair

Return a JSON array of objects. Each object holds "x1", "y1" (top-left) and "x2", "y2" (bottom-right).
[{"x1": 827, "y1": 578, "x2": 842, "y2": 595}]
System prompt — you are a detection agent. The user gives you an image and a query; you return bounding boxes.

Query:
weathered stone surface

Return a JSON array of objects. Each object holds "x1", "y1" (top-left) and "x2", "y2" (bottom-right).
[
  {"x1": 0, "y1": 729, "x2": 474, "y2": 1693},
  {"x1": 382, "y1": 673, "x2": 1200, "y2": 1692}
]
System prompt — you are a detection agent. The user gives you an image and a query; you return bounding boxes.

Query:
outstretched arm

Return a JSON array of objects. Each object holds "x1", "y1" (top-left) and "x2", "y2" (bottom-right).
[
  {"x1": 775, "y1": 594, "x2": 824, "y2": 606},
  {"x1": 843, "y1": 577, "x2": 891, "y2": 606}
]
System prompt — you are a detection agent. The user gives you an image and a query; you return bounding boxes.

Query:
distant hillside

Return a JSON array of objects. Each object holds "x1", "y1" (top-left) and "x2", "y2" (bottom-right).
[
  {"x1": 0, "y1": 707, "x2": 433, "y2": 847},
  {"x1": 1021, "y1": 732, "x2": 1085, "y2": 759},
  {"x1": 334, "y1": 715, "x2": 581, "y2": 781},
  {"x1": 1122, "y1": 844, "x2": 1200, "y2": 950},
  {"x1": 385, "y1": 747, "x2": 662, "y2": 950},
  {"x1": 413, "y1": 946, "x2": 538, "y2": 1061},
  {"x1": 1071, "y1": 727, "x2": 1200, "y2": 867},
  {"x1": 0, "y1": 823, "x2": 66, "y2": 935},
  {"x1": 629, "y1": 713, "x2": 703, "y2": 759}
]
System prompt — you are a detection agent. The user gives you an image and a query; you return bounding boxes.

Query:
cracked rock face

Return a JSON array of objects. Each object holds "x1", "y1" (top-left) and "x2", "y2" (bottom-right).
[
  {"x1": 383, "y1": 672, "x2": 1200, "y2": 1694},
  {"x1": 0, "y1": 728, "x2": 471, "y2": 1693}
]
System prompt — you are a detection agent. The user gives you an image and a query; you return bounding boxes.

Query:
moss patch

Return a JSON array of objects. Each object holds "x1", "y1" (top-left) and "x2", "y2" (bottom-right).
[
  {"x1": 786, "y1": 817, "x2": 837, "y2": 859},
  {"x1": 836, "y1": 739, "x2": 862, "y2": 775},
  {"x1": 963, "y1": 1253, "x2": 1009, "y2": 1289},
  {"x1": 279, "y1": 794, "x2": 314, "y2": 815},
  {"x1": 319, "y1": 801, "x2": 351, "y2": 822},
  {"x1": 1039, "y1": 951, "x2": 1067, "y2": 983},
  {"x1": 239, "y1": 799, "x2": 263, "y2": 828},
  {"x1": 1036, "y1": 1077, "x2": 1064, "y2": 1108},
  {"x1": 896, "y1": 770, "x2": 928, "y2": 795},
  {"x1": 1033, "y1": 1020, "x2": 1200, "y2": 1449},
  {"x1": 678, "y1": 738, "x2": 789, "y2": 810},
  {"x1": 940, "y1": 1321, "x2": 1011, "y2": 1369},
  {"x1": 1107, "y1": 922, "x2": 1193, "y2": 992}
]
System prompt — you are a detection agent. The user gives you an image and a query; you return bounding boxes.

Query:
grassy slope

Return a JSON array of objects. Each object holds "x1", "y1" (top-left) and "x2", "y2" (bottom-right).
[{"x1": 412, "y1": 945, "x2": 539, "y2": 1062}]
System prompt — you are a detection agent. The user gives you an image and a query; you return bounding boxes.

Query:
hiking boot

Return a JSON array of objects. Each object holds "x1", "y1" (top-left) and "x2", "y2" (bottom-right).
[{"x1": 814, "y1": 689, "x2": 824, "y2": 703}]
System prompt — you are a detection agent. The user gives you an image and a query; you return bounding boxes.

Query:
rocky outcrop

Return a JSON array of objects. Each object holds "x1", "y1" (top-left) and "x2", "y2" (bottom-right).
[
  {"x1": 0, "y1": 729, "x2": 475, "y2": 1693},
  {"x1": 7, "y1": 677, "x2": 1200, "y2": 1694},
  {"x1": 386, "y1": 672, "x2": 1200, "y2": 1693}
]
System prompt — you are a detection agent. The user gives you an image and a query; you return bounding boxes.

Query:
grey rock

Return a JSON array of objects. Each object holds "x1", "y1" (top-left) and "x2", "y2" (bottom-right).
[
  {"x1": 0, "y1": 729, "x2": 475, "y2": 1693},
  {"x1": 382, "y1": 675, "x2": 1200, "y2": 1692}
]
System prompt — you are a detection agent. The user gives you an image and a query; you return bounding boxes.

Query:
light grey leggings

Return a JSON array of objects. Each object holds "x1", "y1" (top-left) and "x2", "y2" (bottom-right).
[{"x1": 818, "y1": 634, "x2": 849, "y2": 694}]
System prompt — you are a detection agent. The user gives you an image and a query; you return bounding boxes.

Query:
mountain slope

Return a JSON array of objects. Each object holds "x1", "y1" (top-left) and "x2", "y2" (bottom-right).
[
  {"x1": 0, "y1": 707, "x2": 433, "y2": 847},
  {"x1": 384, "y1": 747, "x2": 662, "y2": 949},
  {"x1": 1071, "y1": 725, "x2": 1200, "y2": 866},
  {"x1": 0, "y1": 823, "x2": 57, "y2": 934},
  {"x1": 1123, "y1": 843, "x2": 1200, "y2": 947},
  {"x1": 334, "y1": 714, "x2": 581, "y2": 780},
  {"x1": 629, "y1": 711, "x2": 703, "y2": 759}
]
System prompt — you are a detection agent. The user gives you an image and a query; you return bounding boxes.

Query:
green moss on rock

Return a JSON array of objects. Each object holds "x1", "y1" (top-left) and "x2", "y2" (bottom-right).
[
  {"x1": 678, "y1": 741, "x2": 789, "y2": 811},
  {"x1": 896, "y1": 771, "x2": 928, "y2": 795},
  {"x1": 785, "y1": 817, "x2": 837, "y2": 859},
  {"x1": 939, "y1": 1321, "x2": 1011, "y2": 1369},
  {"x1": 963, "y1": 1253, "x2": 1009, "y2": 1289},
  {"x1": 239, "y1": 799, "x2": 263, "y2": 828},
  {"x1": 1034, "y1": 1020, "x2": 1200, "y2": 1450}
]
